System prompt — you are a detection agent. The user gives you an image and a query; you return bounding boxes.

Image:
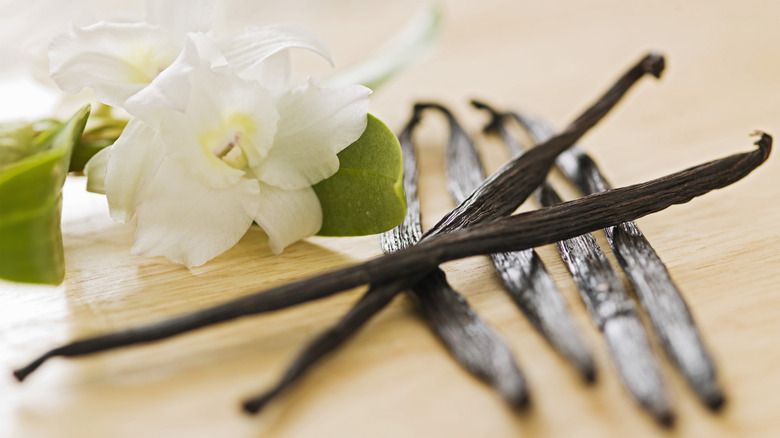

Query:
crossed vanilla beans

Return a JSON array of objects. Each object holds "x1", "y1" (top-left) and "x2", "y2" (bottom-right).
[
  {"x1": 14, "y1": 52, "x2": 667, "y2": 381},
  {"x1": 14, "y1": 130, "x2": 770, "y2": 384},
  {"x1": 12, "y1": 53, "x2": 771, "y2": 423},
  {"x1": 246, "y1": 54, "x2": 669, "y2": 411}
]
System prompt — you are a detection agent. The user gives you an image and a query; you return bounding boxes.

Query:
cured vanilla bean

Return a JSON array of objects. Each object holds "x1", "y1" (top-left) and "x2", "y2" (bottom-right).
[
  {"x1": 422, "y1": 53, "x2": 665, "y2": 238},
  {"x1": 475, "y1": 101, "x2": 671, "y2": 424},
  {"x1": 12, "y1": 53, "x2": 672, "y2": 380},
  {"x1": 14, "y1": 132, "x2": 770, "y2": 382},
  {"x1": 510, "y1": 111, "x2": 725, "y2": 410},
  {"x1": 410, "y1": 270, "x2": 530, "y2": 406},
  {"x1": 243, "y1": 112, "x2": 528, "y2": 413},
  {"x1": 417, "y1": 102, "x2": 596, "y2": 382},
  {"x1": 242, "y1": 279, "x2": 408, "y2": 414}
]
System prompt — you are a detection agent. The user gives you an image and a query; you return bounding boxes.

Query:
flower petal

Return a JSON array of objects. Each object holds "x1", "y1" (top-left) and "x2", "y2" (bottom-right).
[
  {"x1": 253, "y1": 182, "x2": 322, "y2": 254},
  {"x1": 217, "y1": 24, "x2": 334, "y2": 84},
  {"x1": 124, "y1": 32, "x2": 227, "y2": 122},
  {"x1": 139, "y1": 63, "x2": 278, "y2": 190},
  {"x1": 241, "y1": 50, "x2": 291, "y2": 98},
  {"x1": 83, "y1": 145, "x2": 111, "y2": 194},
  {"x1": 102, "y1": 118, "x2": 164, "y2": 222},
  {"x1": 49, "y1": 22, "x2": 181, "y2": 107},
  {"x1": 182, "y1": 65, "x2": 278, "y2": 169},
  {"x1": 131, "y1": 158, "x2": 261, "y2": 267},
  {"x1": 153, "y1": 110, "x2": 246, "y2": 190},
  {"x1": 253, "y1": 78, "x2": 370, "y2": 190}
]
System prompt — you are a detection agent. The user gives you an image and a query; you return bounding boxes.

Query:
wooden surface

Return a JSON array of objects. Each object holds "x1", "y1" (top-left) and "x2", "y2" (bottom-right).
[{"x1": 2, "y1": 0, "x2": 780, "y2": 437}]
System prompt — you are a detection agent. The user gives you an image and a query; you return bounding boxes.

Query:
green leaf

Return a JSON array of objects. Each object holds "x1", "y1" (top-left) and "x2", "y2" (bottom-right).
[
  {"x1": 0, "y1": 105, "x2": 90, "y2": 284},
  {"x1": 313, "y1": 114, "x2": 406, "y2": 236}
]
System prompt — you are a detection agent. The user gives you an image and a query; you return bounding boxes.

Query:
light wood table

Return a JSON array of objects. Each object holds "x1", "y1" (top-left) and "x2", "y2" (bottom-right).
[{"x1": 2, "y1": 0, "x2": 780, "y2": 437}]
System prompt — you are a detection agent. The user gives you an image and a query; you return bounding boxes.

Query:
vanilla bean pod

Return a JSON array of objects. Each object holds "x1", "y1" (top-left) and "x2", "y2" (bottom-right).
[
  {"x1": 15, "y1": 132, "x2": 770, "y2": 382},
  {"x1": 507, "y1": 111, "x2": 725, "y2": 410},
  {"x1": 243, "y1": 113, "x2": 527, "y2": 413},
  {"x1": 242, "y1": 279, "x2": 408, "y2": 414},
  {"x1": 422, "y1": 53, "x2": 664, "y2": 238},
  {"x1": 13, "y1": 53, "x2": 668, "y2": 380},
  {"x1": 475, "y1": 101, "x2": 671, "y2": 424},
  {"x1": 417, "y1": 102, "x2": 595, "y2": 381}
]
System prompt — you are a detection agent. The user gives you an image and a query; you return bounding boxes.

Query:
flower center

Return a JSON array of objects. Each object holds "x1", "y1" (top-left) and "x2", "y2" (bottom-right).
[
  {"x1": 125, "y1": 45, "x2": 175, "y2": 84},
  {"x1": 199, "y1": 113, "x2": 257, "y2": 170}
]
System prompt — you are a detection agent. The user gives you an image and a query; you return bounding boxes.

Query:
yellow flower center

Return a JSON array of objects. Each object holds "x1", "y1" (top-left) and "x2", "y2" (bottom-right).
[
  {"x1": 199, "y1": 113, "x2": 258, "y2": 170},
  {"x1": 124, "y1": 45, "x2": 175, "y2": 84}
]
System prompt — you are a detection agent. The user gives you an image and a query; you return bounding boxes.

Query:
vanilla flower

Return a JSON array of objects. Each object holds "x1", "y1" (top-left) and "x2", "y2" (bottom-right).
[
  {"x1": 47, "y1": 0, "x2": 333, "y2": 108},
  {"x1": 48, "y1": 0, "x2": 216, "y2": 107},
  {"x1": 84, "y1": 31, "x2": 370, "y2": 267}
]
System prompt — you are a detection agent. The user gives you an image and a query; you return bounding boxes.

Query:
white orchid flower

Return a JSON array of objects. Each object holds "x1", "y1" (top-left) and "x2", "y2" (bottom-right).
[
  {"x1": 47, "y1": 0, "x2": 217, "y2": 107},
  {"x1": 86, "y1": 33, "x2": 370, "y2": 267}
]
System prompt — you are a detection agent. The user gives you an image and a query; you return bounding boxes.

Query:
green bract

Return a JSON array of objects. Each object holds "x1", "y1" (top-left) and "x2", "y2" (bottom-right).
[
  {"x1": 0, "y1": 105, "x2": 90, "y2": 284},
  {"x1": 314, "y1": 114, "x2": 406, "y2": 236}
]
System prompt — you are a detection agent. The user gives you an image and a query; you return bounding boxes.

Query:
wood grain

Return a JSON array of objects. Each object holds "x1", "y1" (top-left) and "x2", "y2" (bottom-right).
[{"x1": 3, "y1": 0, "x2": 780, "y2": 437}]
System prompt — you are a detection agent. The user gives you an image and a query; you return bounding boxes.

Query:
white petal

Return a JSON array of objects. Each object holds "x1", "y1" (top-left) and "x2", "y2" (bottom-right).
[
  {"x1": 84, "y1": 145, "x2": 111, "y2": 194},
  {"x1": 253, "y1": 182, "x2": 322, "y2": 254},
  {"x1": 132, "y1": 158, "x2": 261, "y2": 267},
  {"x1": 48, "y1": 22, "x2": 181, "y2": 107},
  {"x1": 217, "y1": 24, "x2": 334, "y2": 84},
  {"x1": 253, "y1": 78, "x2": 370, "y2": 190},
  {"x1": 103, "y1": 118, "x2": 164, "y2": 222},
  {"x1": 182, "y1": 65, "x2": 278, "y2": 168},
  {"x1": 154, "y1": 110, "x2": 246, "y2": 190},
  {"x1": 145, "y1": 0, "x2": 215, "y2": 38},
  {"x1": 145, "y1": 65, "x2": 278, "y2": 189},
  {"x1": 125, "y1": 33, "x2": 227, "y2": 122},
  {"x1": 242, "y1": 50, "x2": 291, "y2": 98}
]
